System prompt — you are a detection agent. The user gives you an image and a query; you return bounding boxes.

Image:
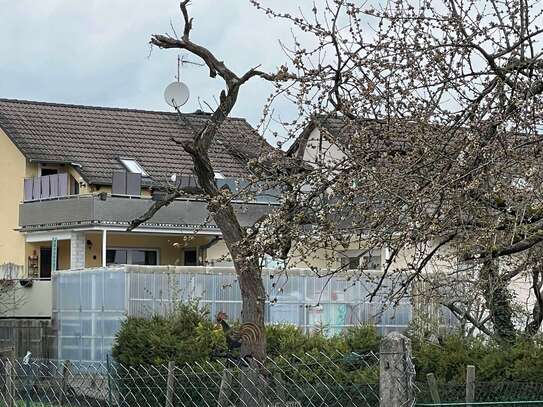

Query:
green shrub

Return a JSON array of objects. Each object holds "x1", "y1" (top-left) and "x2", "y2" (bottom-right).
[
  {"x1": 412, "y1": 333, "x2": 543, "y2": 383},
  {"x1": 344, "y1": 325, "x2": 380, "y2": 354},
  {"x1": 266, "y1": 324, "x2": 307, "y2": 357},
  {"x1": 112, "y1": 303, "x2": 543, "y2": 386},
  {"x1": 112, "y1": 300, "x2": 225, "y2": 366}
]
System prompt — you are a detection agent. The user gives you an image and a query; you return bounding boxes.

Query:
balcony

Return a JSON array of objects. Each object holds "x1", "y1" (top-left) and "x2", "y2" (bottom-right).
[{"x1": 19, "y1": 194, "x2": 275, "y2": 232}]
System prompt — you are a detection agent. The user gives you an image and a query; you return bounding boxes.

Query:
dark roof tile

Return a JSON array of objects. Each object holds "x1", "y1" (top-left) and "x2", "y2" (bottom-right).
[{"x1": 0, "y1": 98, "x2": 272, "y2": 186}]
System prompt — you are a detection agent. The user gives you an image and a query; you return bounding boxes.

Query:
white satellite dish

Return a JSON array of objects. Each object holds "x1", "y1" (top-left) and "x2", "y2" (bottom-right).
[{"x1": 164, "y1": 81, "x2": 190, "y2": 108}]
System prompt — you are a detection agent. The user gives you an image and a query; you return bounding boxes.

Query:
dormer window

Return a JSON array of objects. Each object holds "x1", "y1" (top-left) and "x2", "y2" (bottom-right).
[{"x1": 120, "y1": 158, "x2": 148, "y2": 176}]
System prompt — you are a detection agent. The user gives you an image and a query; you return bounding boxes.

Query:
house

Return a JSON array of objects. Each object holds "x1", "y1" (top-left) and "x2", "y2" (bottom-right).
[
  {"x1": 288, "y1": 115, "x2": 540, "y2": 337},
  {"x1": 0, "y1": 98, "x2": 277, "y2": 280},
  {"x1": 287, "y1": 115, "x2": 404, "y2": 271},
  {"x1": 0, "y1": 104, "x2": 449, "y2": 359}
]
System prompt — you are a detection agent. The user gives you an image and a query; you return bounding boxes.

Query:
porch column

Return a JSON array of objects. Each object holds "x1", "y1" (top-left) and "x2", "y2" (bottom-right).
[
  {"x1": 102, "y1": 229, "x2": 107, "y2": 267},
  {"x1": 70, "y1": 232, "x2": 86, "y2": 270}
]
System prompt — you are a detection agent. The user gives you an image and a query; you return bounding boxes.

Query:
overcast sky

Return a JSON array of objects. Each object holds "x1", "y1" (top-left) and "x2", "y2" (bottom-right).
[{"x1": 0, "y1": 1, "x2": 297, "y2": 138}]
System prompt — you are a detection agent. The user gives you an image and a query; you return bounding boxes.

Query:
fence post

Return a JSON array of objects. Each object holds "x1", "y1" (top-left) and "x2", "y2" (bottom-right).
[
  {"x1": 61, "y1": 360, "x2": 71, "y2": 406},
  {"x1": 6, "y1": 358, "x2": 15, "y2": 407},
  {"x1": 379, "y1": 332, "x2": 415, "y2": 407},
  {"x1": 166, "y1": 361, "x2": 175, "y2": 407},
  {"x1": 466, "y1": 365, "x2": 475, "y2": 407},
  {"x1": 218, "y1": 369, "x2": 233, "y2": 407},
  {"x1": 426, "y1": 373, "x2": 441, "y2": 406},
  {"x1": 106, "y1": 354, "x2": 113, "y2": 407}
]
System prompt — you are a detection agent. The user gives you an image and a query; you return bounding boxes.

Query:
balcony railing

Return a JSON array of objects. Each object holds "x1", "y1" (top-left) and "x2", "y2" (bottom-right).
[
  {"x1": 19, "y1": 193, "x2": 275, "y2": 232},
  {"x1": 23, "y1": 174, "x2": 69, "y2": 202}
]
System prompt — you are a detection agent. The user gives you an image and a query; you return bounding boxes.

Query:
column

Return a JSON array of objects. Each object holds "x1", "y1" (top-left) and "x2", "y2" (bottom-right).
[
  {"x1": 102, "y1": 229, "x2": 107, "y2": 268},
  {"x1": 70, "y1": 232, "x2": 86, "y2": 270}
]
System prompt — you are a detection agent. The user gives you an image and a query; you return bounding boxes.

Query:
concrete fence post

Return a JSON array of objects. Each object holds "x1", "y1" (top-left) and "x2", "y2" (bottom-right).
[
  {"x1": 379, "y1": 332, "x2": 415, "y2": 407},
  {"x1": 166, "y1": 361, "x2": 175, "y2": 407},
  {"x1": 466, "y1": 365, "x2": 475, "y2": 407}
]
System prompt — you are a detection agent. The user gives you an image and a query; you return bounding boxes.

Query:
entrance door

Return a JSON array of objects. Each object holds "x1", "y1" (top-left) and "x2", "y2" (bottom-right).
[{"x1": 40, "y1": 247, "x2": 52, "y2": 279}]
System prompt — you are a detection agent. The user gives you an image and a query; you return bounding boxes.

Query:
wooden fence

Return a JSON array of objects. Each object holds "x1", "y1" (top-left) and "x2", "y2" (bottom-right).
[{"x1": 0, "y1": 319, "x2": 56, "y2": 359}]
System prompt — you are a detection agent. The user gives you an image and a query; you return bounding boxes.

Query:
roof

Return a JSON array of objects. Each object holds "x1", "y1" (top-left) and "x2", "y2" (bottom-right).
[
  {"x1": 288, "y1": 115, "x2": 409, "y2": 159},
  {"x1": 0, "y1": 98, "x2": 273, "y2": 186}
]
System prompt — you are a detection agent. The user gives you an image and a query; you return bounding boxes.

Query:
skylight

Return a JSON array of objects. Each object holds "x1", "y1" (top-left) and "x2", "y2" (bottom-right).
[{"x1": 120, "y1": 159, "x2": 148, "y2": 176}]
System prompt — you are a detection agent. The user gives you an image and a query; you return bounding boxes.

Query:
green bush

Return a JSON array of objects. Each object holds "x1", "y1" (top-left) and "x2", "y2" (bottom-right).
[
  {"x1": 112, "y1": 304, "x2": 543, "y2": 386},
  {"x1": 266, "y1": 324, "x2": 308, "y2": 357},
  {"x1": 112, "y1": 300, "x2": 226, "y2": 366},
  {"x1": 344, "y1": 325, "x2": 380, "y2": 354},
  {"x1": 412, "y1": 333, "x2": 543, "y2": 383}
]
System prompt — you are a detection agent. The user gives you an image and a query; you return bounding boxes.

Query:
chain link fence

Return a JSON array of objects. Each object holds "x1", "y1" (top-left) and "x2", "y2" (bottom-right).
[
  {"x1": 0, "y1": 351, "x2": 380, "y2": 407},
  {"x1": 415, "y1": 381, "x2": 543, "y2": 405}
]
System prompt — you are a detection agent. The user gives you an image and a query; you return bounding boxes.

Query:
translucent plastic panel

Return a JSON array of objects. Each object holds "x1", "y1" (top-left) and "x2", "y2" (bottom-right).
[
  {"x1": 91, "y1": 338, "x2": 106, "y2": 362},
  {"x1": 102, "y1": 338, "x2": 115, "y2": 360},
  {"x1": 186, "y1": 274, "x2": 207, "y2": 299},
  {"x1": 330, "y1": 278, "x2": 359, "y2": 303},
  {"x1": 214, "y1": 273, "x2": 241, "y2": 302},
  {"x1": 269, "y1": 303, "x2": 303, "y2": 325},
  {"x1": 80, "y1": 312, "x2": 103, "y2": 337},
  {"x1": 153, "y1": 273, "x2": 176, "y2": 302},
  {"x1": 379, "y1": 304, "x2": 412, "y2": 327},
  {"x1": 212, "y1": 302, "x2": 242, "y2": 321},
  {"x1": 130, "y1": 273, "x2": 156, "y2": 300},
  {"x1": 58, "y1": 312, "x2": 82, "y2": 337},
  {"x1": 102, "y1": 313, "x2": 125, "y2": 338},
  {"x1": 80, "y1": 338, "x2": 97, "y2": 362},
  {"x1": 80, "y1": 271, "x2": 104, "y2": 311},
  {"x1": 128, "y1": 298, "x2": 155, "y2": 317},
  {"x1": 58, "y1": 336, "x2": 82, "y2": 361},
  {"x1": 306, "y1": 276, "x2": 332, "y2": 304},
  {"x1": 103, "y1": 272, "x2": 125, "y2": 311},
  {"x1": 269, "y1": 274, "x2": 304, "y2": 302},
  {"x1": 57, "y1": 273, "x2": 81, "y2": 311}
]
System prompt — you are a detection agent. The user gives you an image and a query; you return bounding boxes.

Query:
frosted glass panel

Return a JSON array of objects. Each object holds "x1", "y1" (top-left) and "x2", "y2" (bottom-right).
[{"x1": 53, "y1": 266, "x2": 448, "y2": 362}]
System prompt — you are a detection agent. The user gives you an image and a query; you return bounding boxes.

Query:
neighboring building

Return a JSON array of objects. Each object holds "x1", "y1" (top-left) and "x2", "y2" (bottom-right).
[
  {"x1": 0, "y1": 98, "x2": 276, "y2": 280},
  {"x1": 287, "y1": 115, "x2": 404, "y2": 270},
  {"x1": 0, "y1": 105, "x2": 452, "y2": 359}
]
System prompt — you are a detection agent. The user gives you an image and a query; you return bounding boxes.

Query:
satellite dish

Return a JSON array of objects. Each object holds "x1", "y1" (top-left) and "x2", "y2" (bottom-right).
[{"x1": 164, "y1": 81, "x2": 190, "y2": 108}]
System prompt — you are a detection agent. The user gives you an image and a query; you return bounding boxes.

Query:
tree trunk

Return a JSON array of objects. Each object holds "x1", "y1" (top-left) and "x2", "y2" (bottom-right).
[
  {"x1": 480, "y1": 261, "x2": 516, "y2": 342},
  {"x1": 237, "y1": 259, "x2": 267, "y2": 360}
]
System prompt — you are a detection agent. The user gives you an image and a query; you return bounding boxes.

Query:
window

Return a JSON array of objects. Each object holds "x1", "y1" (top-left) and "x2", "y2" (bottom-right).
[
  {"x1": 41, "y1": 168, "x2": 58, "y2": 176},
  {"x1": 106, "y1": 248, "x2": 158, "y2": 265},
  {"x1": 339, "y1": 249, "x2": 382, "y2": 271},
  {"x1": 70, "y1": 175, "x2": 80, "y2": 195},
  {"x1": 131, "y1": 250, "x2": 157, "y2": 265},
  {"x1": 184, "y1": 249, "x2": 198, "y2": 266},
  {"x1": 119, "y1": 159, "x2": 148, "y2": 176}
]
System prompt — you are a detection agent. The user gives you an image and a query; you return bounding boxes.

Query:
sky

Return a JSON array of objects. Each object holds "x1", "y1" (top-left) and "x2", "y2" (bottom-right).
[{"x1": 0, "y1": 0, "x2": 297, "y2": 139}]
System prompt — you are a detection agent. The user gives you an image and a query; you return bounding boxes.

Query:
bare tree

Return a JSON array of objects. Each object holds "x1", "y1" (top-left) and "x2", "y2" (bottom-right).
[
  {"x1": 251, "y1": 0, "x2": 543, "y2": 341},
  {"x1": 0, "y1": 263, "x2": 24, "y2": 317},
  {"x1": 131, "y1": 0, "x2": 543, "y2": 347},
  {"x1": 128, "y1": 1, "x2": 296, "y2": 361}
]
